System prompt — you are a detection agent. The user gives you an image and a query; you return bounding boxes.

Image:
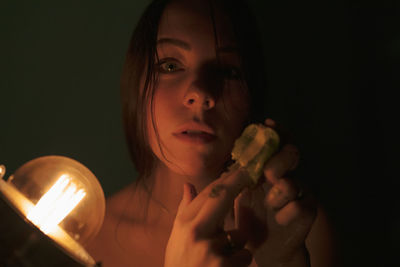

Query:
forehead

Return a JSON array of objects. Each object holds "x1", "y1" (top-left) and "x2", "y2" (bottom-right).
[{"x1": 157, "y1": 0, "x2": 236, "y2": 47}]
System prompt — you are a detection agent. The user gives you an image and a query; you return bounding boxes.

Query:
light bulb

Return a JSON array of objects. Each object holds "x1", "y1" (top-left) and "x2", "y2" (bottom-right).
[{"x1": 0, "y1": 155, "x2": 105, "y2": 266}]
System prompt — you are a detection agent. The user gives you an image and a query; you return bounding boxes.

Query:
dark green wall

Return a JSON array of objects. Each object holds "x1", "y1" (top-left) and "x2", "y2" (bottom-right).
[
  {"x1": 0, "y1": 0, "x2": 358, "y2": 197},
  {"x1": 1, "y1": 1, "x2": 396, "y2": 266},
  {"x1": 0, "y1": 1, "x2": 150, "y2": 195}
]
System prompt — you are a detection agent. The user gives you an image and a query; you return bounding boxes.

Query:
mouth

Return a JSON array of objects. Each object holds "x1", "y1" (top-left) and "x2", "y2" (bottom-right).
[
  {"x1": 174, "y1": 124, "x2": 217, "y2": 144},
  {"x1": 181, "y1": 130, "x2": 213, "y2": 135},
  {"x1": 174, "y1": 131, "x2": 216, "y2": 144}
]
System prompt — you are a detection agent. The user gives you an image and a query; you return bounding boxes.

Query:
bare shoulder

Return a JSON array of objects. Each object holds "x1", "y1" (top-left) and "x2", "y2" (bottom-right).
[
  {"x1": 84, "y1": 183, "x2": 145, "y2": 266},
  {"x1": 306, "y1": 205, "x2": 340, "y2": 267}
]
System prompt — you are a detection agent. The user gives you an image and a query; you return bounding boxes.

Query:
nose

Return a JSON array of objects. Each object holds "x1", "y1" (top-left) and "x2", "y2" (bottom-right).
[{"x1": 183, "y1": 87, "x2": 216, "y2": 110}]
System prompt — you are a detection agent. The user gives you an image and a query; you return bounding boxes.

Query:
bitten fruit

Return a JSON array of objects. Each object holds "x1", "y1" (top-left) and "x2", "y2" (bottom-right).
[{"x1": 230, "y1": 124, "x2": 280, "y2": 185}]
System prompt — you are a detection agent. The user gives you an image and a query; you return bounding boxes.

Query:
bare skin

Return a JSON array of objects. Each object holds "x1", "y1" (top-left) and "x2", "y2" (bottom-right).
[
  {"x1": 86, "y1": 0, "x2": 337, "y2": 266},
  {"x1": 85, "y1": 183, "x2": 175, "y2": 267},
  {"x1": 86, "y1": 122, "x2": 337, "y2": 267}
]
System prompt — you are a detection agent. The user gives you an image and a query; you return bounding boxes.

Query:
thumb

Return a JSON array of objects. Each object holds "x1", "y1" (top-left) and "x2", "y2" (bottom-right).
[{"x1": 177, "y1": 183, "x2": 197, "y2": 217}]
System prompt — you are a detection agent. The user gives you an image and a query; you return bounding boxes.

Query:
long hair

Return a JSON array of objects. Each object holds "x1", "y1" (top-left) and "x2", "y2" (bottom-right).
[
  {"x1": 121, "y1": 0, "x2": 168, "y2": 184},
  {"x1": 121, "y1": 0, "x2": 268, "y2": 187}
]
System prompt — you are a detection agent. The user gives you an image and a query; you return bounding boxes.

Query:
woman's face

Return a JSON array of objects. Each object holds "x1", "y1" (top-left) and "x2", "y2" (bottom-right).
[{"x1": 147, "y1": 0, "x2": 250, "y2": 179}]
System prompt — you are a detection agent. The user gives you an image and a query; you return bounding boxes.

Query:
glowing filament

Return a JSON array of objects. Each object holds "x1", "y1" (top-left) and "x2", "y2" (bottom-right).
[
  {"x1": 27, "y1": 174, "x2": 86, "y2": 234},
  {"x1": 0, "y1": 165, "x2": 5, "y2": 178}
]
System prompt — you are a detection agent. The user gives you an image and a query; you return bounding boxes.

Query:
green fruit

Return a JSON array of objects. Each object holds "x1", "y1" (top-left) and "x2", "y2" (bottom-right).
[{"x1": 231, "y1": 124, "x2": 280, "y2": 185}]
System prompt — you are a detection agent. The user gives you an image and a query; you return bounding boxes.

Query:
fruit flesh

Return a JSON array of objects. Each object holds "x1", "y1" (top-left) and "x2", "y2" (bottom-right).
[{"x1": 230, "y1": 124, "x2": 280, "y2": 185}]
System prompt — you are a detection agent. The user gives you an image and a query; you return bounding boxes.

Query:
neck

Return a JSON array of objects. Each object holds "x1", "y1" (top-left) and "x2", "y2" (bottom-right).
[{"x1": 142, "y1": 162, "x2": 222, "y2": 223}]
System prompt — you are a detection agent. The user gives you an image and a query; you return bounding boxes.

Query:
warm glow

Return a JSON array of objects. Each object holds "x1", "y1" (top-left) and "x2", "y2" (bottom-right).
[
  {"x1": 0, "y1": 165, "x2": 5, "y2": 179},
  {"x1": 27, "y1": 174, "x2": 86, "y2": 234}
]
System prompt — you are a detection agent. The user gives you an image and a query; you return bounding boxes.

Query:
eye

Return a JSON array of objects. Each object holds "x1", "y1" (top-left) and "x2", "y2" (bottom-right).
[{"x1": 157, "y1": 58, "x2": 183, "y2": 74}]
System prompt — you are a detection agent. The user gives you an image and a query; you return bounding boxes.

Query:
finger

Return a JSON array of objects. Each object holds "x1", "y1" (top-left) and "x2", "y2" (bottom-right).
[
  {"x1": 275, "y1": 201, "x2": 301, "y2": 226},
  {"x1": 180, "y1": 177, "x2": 223, "y2": 221},
  {"x1": 234, "y1": 187, "x2": 251, "y2": 228},
  {"x1": 264, "y1": 144, "x2": 299, "y2": 184},
  {"x1": 193, "y1": 168, "x2": 250, "y2": 234},
  {"x1": 176, "y1": 183, "x2": 197, "y2": 218},
  {"x1": 183, "y1": 167, "x2": 240, "y2": 219},
  {"x1": 264, "y1": 118, "x2": 277, "y2": 127},
  {"x1": 235, "y1": 194, "x2": 268, "y2": 249},
  {"x1": 265, "y1": 177, "x2": 298, "y2": 210},
  {"x1": 275, "y1": 196, "x2": 316, "y2": 226}
]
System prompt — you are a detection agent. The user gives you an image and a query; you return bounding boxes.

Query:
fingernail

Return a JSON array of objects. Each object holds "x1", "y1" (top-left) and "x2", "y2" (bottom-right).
[{"x1": 265, "y1": 118, "x2": 276, "y2": 126}]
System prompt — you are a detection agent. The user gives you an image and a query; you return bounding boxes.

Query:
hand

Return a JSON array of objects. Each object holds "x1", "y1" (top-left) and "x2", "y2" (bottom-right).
[
  {"x1": 235, "y1": 119, "x2": 317, "y2": 267},
  {"x1": 164, "y1": 168, "x2": 253, "y2": 267}
]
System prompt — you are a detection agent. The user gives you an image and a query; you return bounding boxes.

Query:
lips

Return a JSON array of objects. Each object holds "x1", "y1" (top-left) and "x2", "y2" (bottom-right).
[{"x1": 174, "y1": 122, "x2": 217, "y2": 144}]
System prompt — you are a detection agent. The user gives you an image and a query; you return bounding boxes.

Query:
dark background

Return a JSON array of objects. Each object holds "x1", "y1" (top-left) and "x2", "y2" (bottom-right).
[{"x1": 0, "y1": 0, "x2": 397, "y2": 266}]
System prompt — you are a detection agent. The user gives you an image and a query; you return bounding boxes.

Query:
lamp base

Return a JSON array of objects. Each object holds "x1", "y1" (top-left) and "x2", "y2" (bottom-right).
[{"x1": 0, "y1": 193, "x2": 93, "y2": 267}]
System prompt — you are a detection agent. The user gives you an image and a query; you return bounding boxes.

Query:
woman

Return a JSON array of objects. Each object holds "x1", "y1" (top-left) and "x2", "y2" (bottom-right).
[{"x1": 86, "y1": 0, "x2": 337, "y2": 266}]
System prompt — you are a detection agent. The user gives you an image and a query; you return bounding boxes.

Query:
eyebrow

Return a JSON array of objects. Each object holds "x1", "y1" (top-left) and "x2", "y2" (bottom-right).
[
  {"x1": 157, "y1": 38, "x2": 238, "y2": 54},
  {"x1": 157, "y1": 38, "x2": 191, "y2": 50}
]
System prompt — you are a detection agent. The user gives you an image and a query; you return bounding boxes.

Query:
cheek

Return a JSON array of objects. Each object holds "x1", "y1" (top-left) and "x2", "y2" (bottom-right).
[
  {"x1": 145, "y1": 83, "x2": 182, "y2": 152},
  {"x1": 222, "y1": 83, "x2": 250, "y2": 122},
  {"x1": 217, "y1": 85, "x2": 250, "y2": 152},
  {"x1": 151, "y1": 83, "x2": 182, "y2": 125}
]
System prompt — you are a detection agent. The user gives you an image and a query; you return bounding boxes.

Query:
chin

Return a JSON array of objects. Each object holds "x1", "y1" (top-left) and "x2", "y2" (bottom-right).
[
  {"x1": 152, "y1": 140, "x2": 231, "y2": 180},
  {"x1": 166, "y1": 155, "x2": 225, "y2": 180}
]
